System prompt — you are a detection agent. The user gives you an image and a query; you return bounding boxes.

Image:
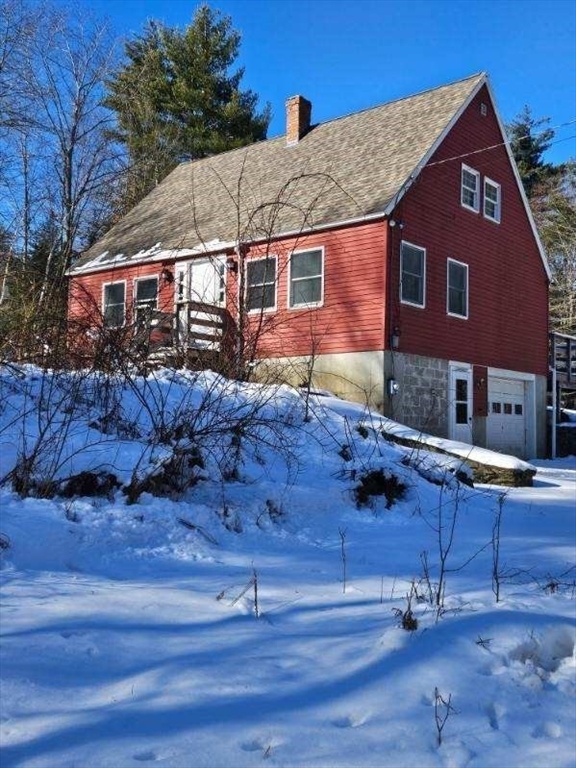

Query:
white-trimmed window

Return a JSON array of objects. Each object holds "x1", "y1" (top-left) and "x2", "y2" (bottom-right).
[
  {"x1": 461, "y1": 164, "x2": 480, "y2": 212},
  {"x1": 289, "y1": 248, "x2": 324, "y2": 308},
  {"x1": 103, "y1": 281, "x2": 126, "y2": 327},
  {"x1": 134, "y1": 276, "x2": 158, "y2": 325},
  {"x1": 484, "y1": 178, "x2": 501, "y2": 222},
  {"x1": 246, "y1": 256, "x2": 277, "y2": 312},
  {"x1": 447, "y1": 258, "x2": 469, "y2": 319},
  {"x1": 400, "y1": 241, "x2": 426, "y2": 308}
]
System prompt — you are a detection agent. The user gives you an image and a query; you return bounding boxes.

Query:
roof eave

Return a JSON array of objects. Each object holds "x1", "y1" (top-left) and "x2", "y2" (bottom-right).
[{"x1": 383, "y1": 73, "x2": 488, "y2": 217}]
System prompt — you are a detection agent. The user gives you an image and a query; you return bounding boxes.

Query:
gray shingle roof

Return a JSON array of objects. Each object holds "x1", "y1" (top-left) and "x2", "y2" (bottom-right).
[{"x1": 73, "y1": 73, "x2": 485, "y2": 274}]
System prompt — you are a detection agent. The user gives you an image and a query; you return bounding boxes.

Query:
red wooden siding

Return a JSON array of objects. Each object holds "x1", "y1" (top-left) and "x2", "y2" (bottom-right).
[
  {"x1": 387, "y1": 84, "x2": 549, "y2": 376},
  {"x1": 243, "y1": 221, "x2": 388, "y2": 358},
  {"x1": 68, "y1": 261, "x2": 175, "y2": 325},
  {"x1": 69, "y1": 220, "x2": 389, "y2": 360},
  {"x1": 67, "y1": 84, "x2": 548, "y2": 380}
]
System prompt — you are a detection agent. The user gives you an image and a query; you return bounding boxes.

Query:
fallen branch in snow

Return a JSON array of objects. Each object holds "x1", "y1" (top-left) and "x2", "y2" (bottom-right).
[
  {"x1": 229, "y1": 570, "x2": 261, "y2": 618},
  {"x1": 177, "y1": 517, "x2": 219, "y2": 546},
  {"x1": 338, "y1": 527, "x2": 347, "y2": 594}
]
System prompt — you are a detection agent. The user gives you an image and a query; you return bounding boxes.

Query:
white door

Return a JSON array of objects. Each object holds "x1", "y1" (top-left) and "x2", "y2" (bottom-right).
[
  {"x1": 487, "y1": 377, "x2": 526, "y2": 457},
  {"x1": 449, "y1": 365, "x2": 473, "y2": 444},
  {"x1": 190, "y1": 258, "x2": 226, "y2": 305},
  {"x1": 175, "y1": 257, "x2": 226, "y2": 347}
]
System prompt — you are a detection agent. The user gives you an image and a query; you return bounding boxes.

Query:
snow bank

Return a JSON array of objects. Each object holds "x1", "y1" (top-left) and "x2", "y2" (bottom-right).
[{"x1": 1, "y1": 366, "x2": 575, "y2": 768}]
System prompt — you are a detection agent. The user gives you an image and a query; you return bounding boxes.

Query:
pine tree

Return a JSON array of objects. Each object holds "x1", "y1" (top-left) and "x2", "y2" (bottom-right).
[
  {"x1": 29, "y1": 214, "x2": 62, "y2": 286},
  {"x1": 532, "y1": 165, "x2": 576, "y2": 334},
  {"x1": 506, "y1": 106, "x2": 558, "y2": 198},
  {"x1": 106, "y1": 5, "x2": 270, "y2": 212}
]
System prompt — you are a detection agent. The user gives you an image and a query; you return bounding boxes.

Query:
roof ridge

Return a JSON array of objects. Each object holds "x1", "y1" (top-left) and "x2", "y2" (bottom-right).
[{"x1": 181, "y1": 72, "x2": 487, "y2": 168}]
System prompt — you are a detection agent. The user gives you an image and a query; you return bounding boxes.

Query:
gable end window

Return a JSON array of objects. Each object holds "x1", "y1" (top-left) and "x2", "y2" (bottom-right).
[
  {"x1": 400, "y1": 241, "x2": 426, "y2": 308},
  {"x1": 246, "y1": 257, "x2": 277, "y2": 312},
  {"x1": 484, "y1": 178, "x2": 501, "y2": 222},
  {"x1": 103, "y1": 282, "x2": 126, "y2": 327},
  {"x1": 289, "y1": 248, "x2": 324, "y2": 308},
  {"x1": 461, "y1": 164, "x2": 480, "y2": 212},
  {"x1": 447, "y1": 259, "x2": 469, "y2": 319}
]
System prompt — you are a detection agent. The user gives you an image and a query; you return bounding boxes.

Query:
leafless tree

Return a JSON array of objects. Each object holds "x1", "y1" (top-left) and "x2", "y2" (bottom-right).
[{"x1": 0, "y1": 2, "x2": 120, "y2": 300}]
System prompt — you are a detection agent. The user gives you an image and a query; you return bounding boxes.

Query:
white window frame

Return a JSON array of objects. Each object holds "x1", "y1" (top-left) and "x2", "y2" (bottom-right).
[
  {"x1": 133, "y1": 275, "x2": 159, "y2": 329},
  {"x1": 483, "y1": 177, "x2": 501, "y2": 223},
  {"x1": 461, "y1": 164, "x2": 480, "y2": 213},
  {"x1": 288, "y1": 247, "x2": 325, "y2": 309},
  {"x1": 246, "y1": 255, "x2": 277, "y2": 314},
  {"x1": 400, "y1": 240, "x2": 426, "y2": 309},
  {"x1": 446, "y1": 258, "x2": 469, "y2": 319},
  {"x1": 102, "y1": 280, "x2": 126, "y2": 328}
]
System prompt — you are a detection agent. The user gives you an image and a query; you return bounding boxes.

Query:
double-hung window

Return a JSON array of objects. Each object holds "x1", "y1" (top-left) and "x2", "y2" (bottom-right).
[
  {"x1": 447, "y1": 258, "x2": 469, "y2": 319},
  {"x1": 246, "y1": 257, "x2": 277, "y2": 311},
  {"x1": 461, "y1": 164, "x2": 480, "y2": 212},
  {"x1": 134, "y1": 277, "x2": 158, "y2": 325},
  {"x1": 103, "y1": 282, "x2": 126, "y2": 327},
  {"x1": 400, "y1": 241, "x2": 425, "y2": 308},
  {"x1": 289, "y1": 248, "x2": 323, "y2": 308},
  {"x1": 483, "y1": 178, "x2": 501, "y2": 222}
]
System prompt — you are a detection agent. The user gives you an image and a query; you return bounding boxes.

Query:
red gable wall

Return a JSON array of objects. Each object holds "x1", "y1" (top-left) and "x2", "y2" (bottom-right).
[{"x1": 387, "y1": 84, "x2": 549, "y2": 376}]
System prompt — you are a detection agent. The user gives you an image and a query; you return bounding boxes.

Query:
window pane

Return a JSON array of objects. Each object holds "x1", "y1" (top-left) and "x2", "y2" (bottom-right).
[
  {"x1": 456, "y1": 402, "x2": 468, "y2": 424},
  {"x1": 462, "y1": 188, "x2": 476, "y2": 208},
  {"x1": 463, "y1": 169, "x2": 477, "y2": 189},
  {"x1": 104, "y1": 303, "x2": 124, "y2": 327},
  {"x1": 105, "y1": 283, "x2": 125, "y2": 305},
  {"x1": 448, "y1": 262, "x2": 468, "y2": 316},
  {"x1": 403, "y1": 273, "x2": 423, "y2": 304},
  {"x1": 455, "y1": 378, "x2": 468, "y2": 402},
  {"x1": 402, "y1": 246, "x2": 423, "y2": 276},
  {"x1": 291, "y1": 277, "x2": 321, "y2": 306},
  {"x1": 485, "y1": 184, "x2": 498, "y2": 202},
  {"x1": 504, "y1": 403, "x2": 512, "y2": 415},
  {"x1": 492, "y1": 402, "x2": 501, "y2": 413},
  {"x1": 514, "y1": 404, "x2": 523, "y2": 415},
  {"x1": 247, "y1": 284, "x2": 275, "y2": 311},
  {"x1": 401, "y1": 244, "x2": 424, "y2": 305},
  {"x1": 248, "y1": 258, "x2": 275, "y2": 286},
  {"x1": 449, "y1": 262, "x2": 466, "y2": 290},
  {"x1": 291, "y1": 250, "x2": 322, "y2": 279},
  {"x1": 136, "y1": 278, "x2": 157, "y2": 302},
  {"x1": 449, "y1": 287, "x2": 466, "y2": 316}
]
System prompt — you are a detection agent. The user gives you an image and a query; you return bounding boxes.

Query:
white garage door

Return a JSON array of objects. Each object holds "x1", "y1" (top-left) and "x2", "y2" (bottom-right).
[{"x1": 487, "y1": 377, "x2": 527, "y2": 457}]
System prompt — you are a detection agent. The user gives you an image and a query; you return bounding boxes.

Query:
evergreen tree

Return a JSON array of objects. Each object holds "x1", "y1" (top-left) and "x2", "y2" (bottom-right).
[
  {"x1": 28, "y1": 214, "x2": 62, "y2": 285},
  {"x1": 106, "y1": 5, "x2": 270, "y2": 212},
  {"x1": 532, "y1": 165, "x2": 576, "y2": 334},
  {"x1": 506, "y1": 106, "x2": 558, "y2": 198}
]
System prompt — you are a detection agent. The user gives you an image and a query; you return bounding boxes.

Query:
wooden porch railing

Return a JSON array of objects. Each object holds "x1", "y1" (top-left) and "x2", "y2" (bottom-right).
[
  {"x1": 550, "y1": 332, "x2": 576, "y2": 388},
  {"x1": 135, "y1": 302, "x2": 231, "y2": 355}
]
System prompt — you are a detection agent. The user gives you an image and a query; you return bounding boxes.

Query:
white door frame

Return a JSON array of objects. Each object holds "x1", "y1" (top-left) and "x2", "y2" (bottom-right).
[
  {"x1": 175, "y1": 255, "x2": 227, "y2": 343},
  {"x1": 448, "y1": 361, "x2": 473, "y2": 444}
]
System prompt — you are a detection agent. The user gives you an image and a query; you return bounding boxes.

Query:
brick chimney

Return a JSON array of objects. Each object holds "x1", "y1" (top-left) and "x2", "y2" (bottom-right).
[{"x1": 286, "y1": 95, "x2": 312, "y2": 145}]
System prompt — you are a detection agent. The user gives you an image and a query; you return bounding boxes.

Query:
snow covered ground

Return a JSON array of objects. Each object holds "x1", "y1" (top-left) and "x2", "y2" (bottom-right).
[{"x1": 0, "y1": 367, "x2": 575, "y2": 768}]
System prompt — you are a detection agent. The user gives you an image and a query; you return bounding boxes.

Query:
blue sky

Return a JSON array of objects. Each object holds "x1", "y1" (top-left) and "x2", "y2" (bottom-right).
[{"x1": 69, "y1": 0, "x2": 575, "y2": 163}]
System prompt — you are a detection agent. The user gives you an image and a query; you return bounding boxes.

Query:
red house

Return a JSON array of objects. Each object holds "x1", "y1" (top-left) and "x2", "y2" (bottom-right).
[{"x1": 68, "y1": 73, "x2": 550, "y2": 458}]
